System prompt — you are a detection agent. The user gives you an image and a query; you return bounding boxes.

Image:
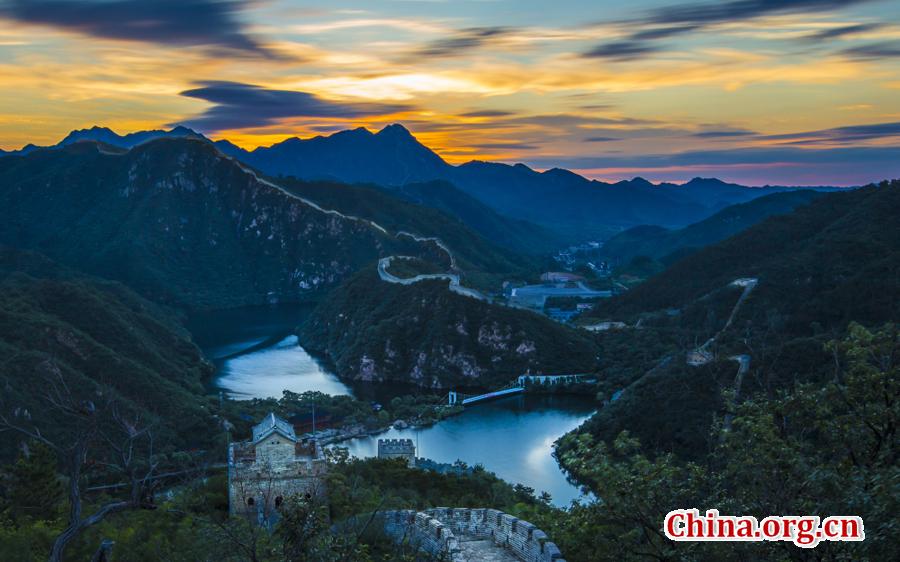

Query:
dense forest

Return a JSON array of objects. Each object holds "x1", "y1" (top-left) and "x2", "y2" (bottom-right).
[{"x1": 300, "y1": 268, "x2": 599, "y2": 389}]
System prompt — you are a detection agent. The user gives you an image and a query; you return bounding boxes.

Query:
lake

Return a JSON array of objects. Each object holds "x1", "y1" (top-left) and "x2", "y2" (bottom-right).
[{"x1": 188, "y1": 305, "x2": 596, "y2": 505}]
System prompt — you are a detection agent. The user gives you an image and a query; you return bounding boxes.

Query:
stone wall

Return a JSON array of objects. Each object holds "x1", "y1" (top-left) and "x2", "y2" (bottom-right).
[
  {"x1": 378, "y1": 510, "x2": 462, "y2": 560},
  {"x1": 378, "y1": 507, "x2": 565, "y2": 562}
]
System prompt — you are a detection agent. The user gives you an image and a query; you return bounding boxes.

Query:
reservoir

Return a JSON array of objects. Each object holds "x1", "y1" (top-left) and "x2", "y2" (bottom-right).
[{"x1": 188, "y1": 306, "x2": 596, "y2": 506}]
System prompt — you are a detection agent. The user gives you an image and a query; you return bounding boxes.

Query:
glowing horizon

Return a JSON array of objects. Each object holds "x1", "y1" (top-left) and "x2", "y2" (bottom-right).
[{"x1": 1, "y1": 0, "x2": 899, "y2": 185}]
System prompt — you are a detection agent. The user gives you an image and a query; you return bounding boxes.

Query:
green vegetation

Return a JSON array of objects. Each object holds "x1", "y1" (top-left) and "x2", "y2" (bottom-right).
[
  {"x1": 277, "y1": 177, "x2": 539, "y2": 290},
  {"x1": 0, "y1": 451, "x2": 553, "y2": 562},
  {"x1": 0, "y1": 247, "x2": 219, "y2": 460},
  {"x1": 589, "y1": 181, "x2": 900, "y2": 329},
  {"x1": 220, "y1": 390, "x2": 463, "y2": 438},
  {"x1": 553, "y1": 324, "x2": 899, "y2": 561},
  {"x1": 0, "y1": 140, "x2": 423, "y2": 308},
  {"x1": 384, "y1": 257, "x2": 446, "y2": 279},
  {"x1": 301, "y1": 268, "x2": 600, "y2": 388}
]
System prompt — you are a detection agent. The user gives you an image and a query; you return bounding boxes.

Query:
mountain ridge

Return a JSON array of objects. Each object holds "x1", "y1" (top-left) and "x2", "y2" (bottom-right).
[{"x1": 2, "y1": 124, "x2": 849, "y2": 240}]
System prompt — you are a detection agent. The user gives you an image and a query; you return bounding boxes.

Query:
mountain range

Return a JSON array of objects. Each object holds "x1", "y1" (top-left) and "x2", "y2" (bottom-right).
[
  {"x1": 598, "y1": 189, "x2": 825, "y2": 265},
  {"x1": 0, "y1": 139, "x2": 441, "y2": 308},
  {"x1": 3, "y1": 124, "x2": 846, "y2": 241}
]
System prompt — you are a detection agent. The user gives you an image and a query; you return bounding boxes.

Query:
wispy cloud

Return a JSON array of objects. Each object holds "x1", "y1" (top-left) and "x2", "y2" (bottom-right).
[
  {"x1": 841, "y1": 41, "x2": 900, "y2": 60},
  {"x1": 693, "y1": 129, "x2": 757, "y2": 138},
  {"x1": 805, "y1": 22, "x2": 882, "y2": 41},
  {"x1": 759, "y1": 121, "x2": 900, "y2": 144},
  {"x1": 583, "y1": 40, "x2": 659, "y2": 61},
  {"x1": 413, "y1": 27, "x2": 515, "y2": 58},
  {"x1": 583, "y1": 0, "x2": 877, "y2": 60}
]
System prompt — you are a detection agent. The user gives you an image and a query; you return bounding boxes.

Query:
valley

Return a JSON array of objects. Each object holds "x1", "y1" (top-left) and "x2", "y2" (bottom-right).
[{"x1": 0, "y1": 127, "x2": 897, "y2": 562}]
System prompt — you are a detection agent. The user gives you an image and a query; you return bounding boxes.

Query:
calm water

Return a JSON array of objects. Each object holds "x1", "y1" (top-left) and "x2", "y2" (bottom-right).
[
  {"x1": 341, "y1": 394, "x2": 595, "y2": 506},
  {"x1": 187, "y1": 306, "x2": 596, "y2": 505},
  {"x1": 216, "y1": 334, "x2": 353, "y2": 399}
]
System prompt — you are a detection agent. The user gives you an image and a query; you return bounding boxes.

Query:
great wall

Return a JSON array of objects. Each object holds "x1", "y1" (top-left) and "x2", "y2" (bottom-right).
[{"x1": 378, "y1": 507, "x2": 566, "y2": 562}]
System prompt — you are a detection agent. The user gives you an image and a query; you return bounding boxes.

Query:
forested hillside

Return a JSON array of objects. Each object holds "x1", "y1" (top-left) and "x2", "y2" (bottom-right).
[
  {"x1": 300, "y1": 268, "x2": 599, "y2": 388},
  {"x1": 0, "y1": 248, "x2": 217, "y2": 459},
  {"x1": 551, "y1": 181, "x2": 900, "y2": 560},
  {"x1": 599, "y1": 190, "x2": 823, "y2": 264},
  {"x1": 589, "y1": 180, "x2": 900, "y2": 333},
  {"x1": 0, "y1": 140, "x2": 439, "y2": 308}
]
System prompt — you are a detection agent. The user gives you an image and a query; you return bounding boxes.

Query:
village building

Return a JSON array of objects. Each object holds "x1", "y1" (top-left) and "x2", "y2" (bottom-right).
[
  {"x1": 228, "y1": 413, "x2": 327, "y2": 527},
  {"x1": 377, "y1": 438, "x2": 416, "y2": 467}
]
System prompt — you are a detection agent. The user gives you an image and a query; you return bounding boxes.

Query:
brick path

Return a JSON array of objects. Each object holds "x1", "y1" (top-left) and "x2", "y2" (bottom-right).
[{"x1": 457, "y1": 537, "x2": 519, "y2": 561}]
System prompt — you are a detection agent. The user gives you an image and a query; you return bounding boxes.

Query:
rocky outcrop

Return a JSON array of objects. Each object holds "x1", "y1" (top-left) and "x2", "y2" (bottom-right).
[{"x1": 301, "y1": 269, "x2": 599, "y2": 388}]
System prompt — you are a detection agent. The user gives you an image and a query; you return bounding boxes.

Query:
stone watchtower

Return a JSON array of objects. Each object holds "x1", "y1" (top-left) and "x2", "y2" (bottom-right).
[
  {"x1": 228, "y1": 413, "x2": 327, "y2": 527},
  {"x1": 377, "y1": 438, "x2": 416, "y2": 467}
]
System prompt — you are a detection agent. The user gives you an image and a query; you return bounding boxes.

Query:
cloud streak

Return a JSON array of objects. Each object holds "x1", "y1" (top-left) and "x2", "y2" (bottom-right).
[
  {"x1": 583, "y1": 0, "x2": 876, "y2": 60},
  {"x1": 0, "y1": 0, "x2": 273, "y2": 56},
  {"x1": 177, "y1": 81, "x2": 413, "y2": 132},
  {"x1": 413, "y1": 27, "x2": 514, "y2": 59}
]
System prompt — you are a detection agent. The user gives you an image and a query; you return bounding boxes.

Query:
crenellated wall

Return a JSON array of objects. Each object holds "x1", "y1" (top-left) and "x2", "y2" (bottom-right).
[
  {"x1": 378, "y1": 510, "x2": 463, "y2": 560},
  {"x1": 377, "y1": 507, "x2": 566, "y2": 562}
]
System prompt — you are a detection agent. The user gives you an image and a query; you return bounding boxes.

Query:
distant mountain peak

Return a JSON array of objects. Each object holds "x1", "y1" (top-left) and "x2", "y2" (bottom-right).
[
  {"x1": 685, "y1": 176, "x2": 727, "y2": 186},
  {"x1": 620, "y1": 176, "x2": 654, "y2": 188},
  {"x1": 377, "y1": 123, "x2": 412, "y2": 137}
]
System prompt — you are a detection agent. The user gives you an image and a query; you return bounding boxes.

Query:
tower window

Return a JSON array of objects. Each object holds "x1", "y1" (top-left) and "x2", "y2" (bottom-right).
[
  {"x1": 247, "y1": 497, "x2": 255, "y2": 506},
  {"x1": 275, "y1": 496, "x2": 283, "y2": 507}
]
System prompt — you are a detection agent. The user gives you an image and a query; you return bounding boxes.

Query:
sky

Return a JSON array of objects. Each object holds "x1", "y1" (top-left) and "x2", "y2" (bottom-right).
[{"x1": 1, "y1": 0, "x2": 900, "y2": 185}]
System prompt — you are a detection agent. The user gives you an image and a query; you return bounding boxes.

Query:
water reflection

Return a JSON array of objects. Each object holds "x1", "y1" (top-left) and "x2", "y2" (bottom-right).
[
  {"x1": 188, "y1": 305, "x2": 597, "y2": 505},
  {"x1": 340, "y1": 394, "x2": 595, "y2": 506},
  {"x1": 216, "y1": 335, "x2": 353, "y2": 399}
]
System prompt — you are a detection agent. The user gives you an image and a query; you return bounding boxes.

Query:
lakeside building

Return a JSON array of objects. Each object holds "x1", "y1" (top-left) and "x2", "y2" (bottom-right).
[
  {"x1": 228, "y1": 413, "x2": 327, "y2": 527},
  {"x1": 378, "y1": 438, "x2": 416, "y2": 467}
]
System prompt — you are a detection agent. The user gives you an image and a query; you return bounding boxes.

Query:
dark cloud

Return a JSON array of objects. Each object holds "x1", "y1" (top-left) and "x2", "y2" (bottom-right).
[
  {"x1": 0, "y1": 0, "x2": 273, "y2": 56},
  {"x1": 579, "y1": 103, "x2": 616, "y2": 111},
  {"x1": 638, "y1": 0, "x2": 873, "y2": 27},
  {"x1": 526, "y1": 145, "x2": 899, "y2": 186},
  {"x1": 583, "y1": 0, "x2": 875, "y2": 61},
  {"x1": 805, "y1": 22, "x2": 881, "y2": 41},
  {"x1": 510, "y1": 114, "x2": 661, "y2": 128},
  {"x1": 459, "y1": 110, "x2": 516, "y2": 118},
  {"x1": 693, "y1": 129, "x2": 757, "y2": 138},
  {"x1": 583, "y1": 40, "x2": 659, "y2": 61},
  {"x1": 414, "y1": 27, "x2": 513, "y2": 58},
  {"x1": 584, "y1": 137, "x2": 620, "y2": 142},
  {"x1": 841, "y1": 41, "x2": 900, "y2": 60},
  {"x1": 630, "y1": 24, "x2": 702, "y2": 41},
  {"x1": 177, "y1": 81, "x2": 413, "y2": 132},
  {"x1": 759, "y1": 121, "x2": 900, "y2": 144}
]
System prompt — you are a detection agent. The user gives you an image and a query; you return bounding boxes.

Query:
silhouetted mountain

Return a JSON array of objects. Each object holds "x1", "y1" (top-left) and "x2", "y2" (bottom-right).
[
  {"x1": 58, "y1": 125, "x2": 203, "y2": 148},
  {"x1": 4, "y1": 124, "x2": 848, "y2": 243},
  {"x1": 599, "y1": 190, "x2": 824, "y2": 264},
  {"x1": 210, "y1": 124, "x2": 844, "y2": 238},
  {"x1": 216, "y1": 124, "x2": 451, "y2": 186}
]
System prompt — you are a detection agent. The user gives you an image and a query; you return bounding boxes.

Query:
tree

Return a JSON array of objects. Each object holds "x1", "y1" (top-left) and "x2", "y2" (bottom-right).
[
  {"x1": 4, "y1": 441, "x2": 63, "y2": 522},
  {"x1": 0, "y1": 364, "x2": 161, "y2": 562}
]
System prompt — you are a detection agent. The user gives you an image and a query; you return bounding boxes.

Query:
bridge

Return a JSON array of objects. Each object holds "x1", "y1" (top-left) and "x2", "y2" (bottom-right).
[
  {"x1": 448, "y1": 381, "x2": 524, "y2": 406},
  {"x1": 447, "y1": 374, "x2": 596, "y2": 406}
]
